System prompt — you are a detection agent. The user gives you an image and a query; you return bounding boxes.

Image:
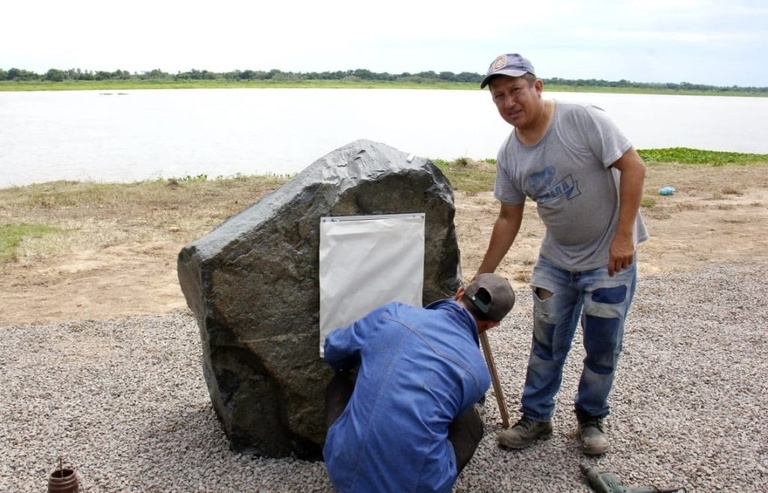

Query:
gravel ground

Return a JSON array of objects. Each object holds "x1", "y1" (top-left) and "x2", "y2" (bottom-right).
[{"x1": 2, "y1": 263, "x2": 767, "y2": 492}]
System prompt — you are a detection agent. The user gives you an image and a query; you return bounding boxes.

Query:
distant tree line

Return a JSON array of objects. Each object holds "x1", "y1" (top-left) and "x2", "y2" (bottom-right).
[{"x1": 1, "y1": 67, "x2": 766, "y2": 93}]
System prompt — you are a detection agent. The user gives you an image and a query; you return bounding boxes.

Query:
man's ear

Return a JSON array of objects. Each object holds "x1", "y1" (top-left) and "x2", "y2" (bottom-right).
[{"x1": 454, "y1": 285, "x2": 466, "y2": 301}]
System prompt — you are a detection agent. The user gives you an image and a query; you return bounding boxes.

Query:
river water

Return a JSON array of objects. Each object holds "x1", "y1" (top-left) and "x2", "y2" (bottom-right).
[{"x1": 1, "y1": 88, "x2": 766, "y2": 188}]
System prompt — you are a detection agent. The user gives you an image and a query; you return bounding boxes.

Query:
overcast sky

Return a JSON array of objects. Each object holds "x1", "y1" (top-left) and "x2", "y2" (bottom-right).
[{"x1": 3, "y1": 0, "x2": 767, "y2": 87}]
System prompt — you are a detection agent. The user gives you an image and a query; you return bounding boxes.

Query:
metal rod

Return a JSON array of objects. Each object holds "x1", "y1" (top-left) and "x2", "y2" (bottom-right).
[{"x1": 479, "y1": 331, "x2": 510, "y2": 428}]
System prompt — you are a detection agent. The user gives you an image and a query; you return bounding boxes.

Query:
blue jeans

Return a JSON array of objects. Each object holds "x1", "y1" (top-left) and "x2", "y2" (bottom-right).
[{"x1": 521, "y1": 255, "x2": 637, "y2": 421}]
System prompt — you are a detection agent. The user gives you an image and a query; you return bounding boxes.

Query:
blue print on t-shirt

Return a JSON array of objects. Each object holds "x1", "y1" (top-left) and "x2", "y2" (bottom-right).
[
  {"x1": 535, "y1": 174, "x2": 581, "y2": 203},
  {"x1": 529, "y1": 166, "x2": 557, "y2": 194}
]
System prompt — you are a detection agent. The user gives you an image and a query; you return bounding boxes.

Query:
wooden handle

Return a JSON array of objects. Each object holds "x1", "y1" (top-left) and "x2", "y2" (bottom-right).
[{"x1": 479, "y1": 331, "x2": 510, "y2": 428}]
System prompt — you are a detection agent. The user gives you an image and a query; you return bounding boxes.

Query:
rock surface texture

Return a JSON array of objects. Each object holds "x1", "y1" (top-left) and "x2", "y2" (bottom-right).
[{"x1": 177, "y1": 139, "x2": 461, "y2": 458}]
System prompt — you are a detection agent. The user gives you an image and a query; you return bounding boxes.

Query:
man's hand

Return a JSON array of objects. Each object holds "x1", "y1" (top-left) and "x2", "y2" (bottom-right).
[{"x1": 608, "y1": 233, "x2": 634, "y2": 276}]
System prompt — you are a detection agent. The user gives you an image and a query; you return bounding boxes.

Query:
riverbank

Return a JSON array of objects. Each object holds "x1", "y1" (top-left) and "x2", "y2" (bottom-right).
[
  {"x1": 1, "y1": 159, "x2": 767, "y2": 326},
  {"x1": 2, "y1": 78, "x2": 767, "y2": 97}
]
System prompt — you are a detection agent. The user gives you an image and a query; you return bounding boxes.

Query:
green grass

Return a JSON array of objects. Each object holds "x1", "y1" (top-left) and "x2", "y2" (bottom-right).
[
  {"x1": 0, "y1": 79, "x2": 483, "y2": 92},
  {"x1": 433, "y1": 157, "x2": 498, "y2": 195},
  {"x1": 638, "y1": 148, "x2": 768, "y2": 166},
  {"x1": 2, "y1": 79, "x2": 766, "y2": 97},
  {"x1": 542, "y1": 85, "x2": 765, "y2": 97},
  {"x1": 432, "y1": 148, "x2": 768, "y2": 193},
  {"x1": 640, "y1": 197, "x2": 657, "y2": 208},
  {"x1": 0, "y1": 223, "x2": 62, "y2": 261}
]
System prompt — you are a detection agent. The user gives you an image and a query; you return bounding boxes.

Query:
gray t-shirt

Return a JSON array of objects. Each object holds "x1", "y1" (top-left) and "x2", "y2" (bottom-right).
[{"x1": 494, "y1": 100, "x2": 648, "y2": 271}]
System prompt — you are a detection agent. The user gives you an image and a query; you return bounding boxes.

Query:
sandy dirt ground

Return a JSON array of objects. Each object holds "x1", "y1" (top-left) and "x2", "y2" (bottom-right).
[{"x1": 1, "y1": 163, "x2": 766, "y2": 327}]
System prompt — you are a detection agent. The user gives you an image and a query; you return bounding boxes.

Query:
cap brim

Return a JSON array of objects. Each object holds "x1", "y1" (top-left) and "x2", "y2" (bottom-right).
[{"x1": 480, "y1": 69, "x2": 529, "y2": 89}]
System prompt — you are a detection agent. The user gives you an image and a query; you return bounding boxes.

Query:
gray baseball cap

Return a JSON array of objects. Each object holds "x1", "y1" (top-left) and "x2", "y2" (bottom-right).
[
  {"x1": 464, "y1": 273, "x2": 516, "y2": 321},
  {"x1": 480, "y1": 53, "x2": 536, "y2": 88}
]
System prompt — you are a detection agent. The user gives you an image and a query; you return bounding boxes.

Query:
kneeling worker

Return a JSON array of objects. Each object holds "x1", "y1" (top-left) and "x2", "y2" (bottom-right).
[{"x1": 322, "y1": 274, "x2": 515, "y2": 493}]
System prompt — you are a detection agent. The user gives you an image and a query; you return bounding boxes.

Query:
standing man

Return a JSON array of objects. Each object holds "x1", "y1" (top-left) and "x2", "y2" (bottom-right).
[
  {"x1": 323, "y1": 274, "x2": 515, "y2": 493},
  {"x1": 476, "y1": 53, "x2": 647, "y2": 456}
]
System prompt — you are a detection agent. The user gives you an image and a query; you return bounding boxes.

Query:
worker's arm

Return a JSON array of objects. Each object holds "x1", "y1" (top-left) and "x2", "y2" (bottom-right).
[
  {"x1": 324, "y1": 304, "x2": 395, "y2": 371},
  {"x1": 323, "y1": 325, "x2": 362, "y2": 372},
  {"x1": 475, "y1": 202, "x2": 525, "y2": 276},
  {"x1": 608, "y1": 146, "x2": 646, "y2": 276}
]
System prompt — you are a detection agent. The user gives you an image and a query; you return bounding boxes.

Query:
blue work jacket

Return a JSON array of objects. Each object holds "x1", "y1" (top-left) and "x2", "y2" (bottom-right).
[{"x1": 323, "y1": 299, "x2": 491, "y2": 493}]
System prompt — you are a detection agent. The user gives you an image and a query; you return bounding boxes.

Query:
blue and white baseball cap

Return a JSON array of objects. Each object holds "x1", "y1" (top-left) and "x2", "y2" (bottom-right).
[{"x1": 480, "y1": 53, "x2": 536, "y2": 88}]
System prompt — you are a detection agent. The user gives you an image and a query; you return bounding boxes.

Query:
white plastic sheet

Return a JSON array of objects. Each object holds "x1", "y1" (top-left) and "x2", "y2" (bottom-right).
[{"x1": 319, "y1": 213, "x2": 425, "y2": 356}]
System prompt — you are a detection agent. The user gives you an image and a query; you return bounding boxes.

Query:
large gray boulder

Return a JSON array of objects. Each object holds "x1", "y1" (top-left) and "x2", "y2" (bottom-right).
[{"x1": 177, "y1": 139, "x2": 462, "y2": 459}]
